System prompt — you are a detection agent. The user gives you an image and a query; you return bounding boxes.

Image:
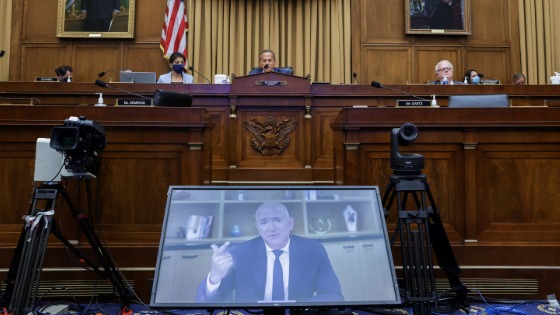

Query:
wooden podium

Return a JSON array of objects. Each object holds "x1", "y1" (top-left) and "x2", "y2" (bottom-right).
[{"x1": 215, "y1": 72, "x2": 318, "y2": 183}]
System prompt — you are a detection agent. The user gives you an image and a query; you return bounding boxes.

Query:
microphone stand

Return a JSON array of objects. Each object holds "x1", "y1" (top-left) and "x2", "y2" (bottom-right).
[
  {"x1": 371, "y1": 81, "x2": 427, "y2": 101},
  {"x1": 95, "y1": 80, "x2": 153, "y2": 101},
  {"x1": 188, "y1": 66, "x2": 211, "y2": 84}
]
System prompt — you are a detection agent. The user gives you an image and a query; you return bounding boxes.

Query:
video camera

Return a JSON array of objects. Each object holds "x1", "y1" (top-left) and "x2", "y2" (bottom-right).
[
  {"x1": 390, "y1": 123, "x2": 424, "y2": 173},
  {"x1": 50, "y1": 116, "x2": 106, "y2": 176}
]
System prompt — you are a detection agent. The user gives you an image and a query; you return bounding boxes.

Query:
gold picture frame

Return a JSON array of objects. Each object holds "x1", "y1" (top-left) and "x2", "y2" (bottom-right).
[
  {"x1": 405, "y1": 0, "x2": 471, "y2": 35},
  {"x1": 57, "y1": 0, "x2": 135, "y2": 38}
]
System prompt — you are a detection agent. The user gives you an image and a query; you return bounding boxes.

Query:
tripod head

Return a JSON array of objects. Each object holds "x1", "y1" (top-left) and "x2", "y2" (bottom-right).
[{"x1": 390, "y1": 123, "x2": 424, "y2": 174}]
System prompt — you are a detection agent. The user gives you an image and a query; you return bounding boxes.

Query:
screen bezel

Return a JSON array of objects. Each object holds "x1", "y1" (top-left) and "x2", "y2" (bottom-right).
[{"x1": 150, "y1": 186, "x2": 400, "y2": 309}]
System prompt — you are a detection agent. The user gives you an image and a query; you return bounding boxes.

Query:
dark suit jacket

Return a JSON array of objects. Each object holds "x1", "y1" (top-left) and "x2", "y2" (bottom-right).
[
  {"x1": 430, "y1": 80, "x2": 465, "y2": 85},
  {"x1": 81, "y1": 0, "x2": 120, "y2": 19},
  {"x1": 249, "y1": 67, "x2": 293, "y2": 75},
  {"x1": 195, "y1": 235, "x2": 344, "y2": 303}
]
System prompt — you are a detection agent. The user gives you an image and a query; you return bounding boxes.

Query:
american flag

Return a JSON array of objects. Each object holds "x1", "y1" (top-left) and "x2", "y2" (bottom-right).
[{"x1": 160, "y1": 0, "x2": 188, "y2": 59}]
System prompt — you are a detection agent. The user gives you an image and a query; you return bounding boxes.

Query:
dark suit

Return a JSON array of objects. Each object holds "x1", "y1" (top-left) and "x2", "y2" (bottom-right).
[
  {"x1": 425, "y1": 0, "x2": 462, "y2": 30},
  {"x1": 249, "y1": 67, "x2": 293, "y2": 75},
  {"x1": 81, "y1": 0, "x2": 120, "y2": 32},
  {"x1": 196, "y1": 235, "x2": 344, "y2": 303},
  {"x1": 430, "y1": 80, "x2": 465, "y2": 85}
]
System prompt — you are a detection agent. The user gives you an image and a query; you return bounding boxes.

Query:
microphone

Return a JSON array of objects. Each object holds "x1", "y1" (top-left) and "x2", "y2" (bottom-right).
[
  {"x1": 0, "y1": 96, "x2": 41, "y2": 105},
  {"x1": 98, "y1": 69, "x2": 135, "y2": 83},
  {"x1": 0, "y1": 50, "x2": 5, "y2": 58},
  {"x1": 264, "y1": 64, "x2": 269, "y2": 70},
  {"x1": 371, "y1": 80, "x2": 427, "y2": 101},
  {"x1": 352, "y1": 72, "x2": 358, "y2": 84},
  {"x1": 188, "y1": 66, "x2": 211, "y2": 84},
  {"x1": 95, "y1": 79, "x2": 153, "y2": 101}
]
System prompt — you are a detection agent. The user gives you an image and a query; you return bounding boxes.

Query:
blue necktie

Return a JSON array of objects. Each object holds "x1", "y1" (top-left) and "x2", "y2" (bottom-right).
[{"x1": 272, "y1": 249, "x2": 284, "y2": 300}]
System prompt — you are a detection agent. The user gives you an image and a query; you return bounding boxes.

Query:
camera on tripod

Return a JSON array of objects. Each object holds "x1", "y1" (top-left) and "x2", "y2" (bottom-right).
[
  {"x1": 50, "y1": 116, "x2": 106, "y2": 176},
  {"x1": 390, "y1": 123, "x2": 424, "y2": 172}
]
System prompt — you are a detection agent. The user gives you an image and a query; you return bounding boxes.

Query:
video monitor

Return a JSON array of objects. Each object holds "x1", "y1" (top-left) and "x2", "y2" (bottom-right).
[{"x1": 150, "y1": 186, "x2": 400, "y2": 309}]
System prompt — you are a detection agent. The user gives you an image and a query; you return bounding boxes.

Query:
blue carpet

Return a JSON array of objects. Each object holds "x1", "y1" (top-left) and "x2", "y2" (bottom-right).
[{"x1": 30, "y1": 301, "x2": 560, "y2": 315}]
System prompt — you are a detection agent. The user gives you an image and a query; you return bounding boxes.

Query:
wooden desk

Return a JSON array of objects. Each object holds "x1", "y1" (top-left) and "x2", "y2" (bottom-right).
[
  {"x1": 1, "y1": 81, "x2": 560, "y2": 300},
  {"x1": 0, "y1": 105, "x2": 212, "y2": 301},
  {"x1": 2, "y1": 79, "x2": 558, "y2": 184},
  {"x1": 332, "y1": 107, "x2": 560, "y2": 298}
]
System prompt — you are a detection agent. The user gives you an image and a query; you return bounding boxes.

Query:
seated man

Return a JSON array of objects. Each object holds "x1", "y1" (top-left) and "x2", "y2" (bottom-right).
[
  {"x1": 249, "y1": 49, "x2": 293, "y2": 75},
  {"x1": 430, "y1": 60, "x2": 464, "y2": 84},
  {"x1": 55, "y1": 65, "x2": 73, "y2": 82},
  {"x1": 195, "y1": 202, "x2": 343, "y2": 303},
  {"x1": 513, "y1": 72, "x2": 526, "y2": 85}
]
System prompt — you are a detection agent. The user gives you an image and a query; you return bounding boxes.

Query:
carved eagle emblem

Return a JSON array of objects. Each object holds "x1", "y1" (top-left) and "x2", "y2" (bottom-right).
[{"x1": 243, "y1": 117, "x2": 298, "y2": 156}]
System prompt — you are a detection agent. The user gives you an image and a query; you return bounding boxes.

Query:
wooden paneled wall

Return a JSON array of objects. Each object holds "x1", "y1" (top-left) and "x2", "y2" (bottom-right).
[
  {"x1": 351, "y1": 0, "x2": 520, "y2": 84},
  {"x1": 9, "y1": 0, "x2": 520, "y2": 84},
  {"x1": 9, "y1": 0, "x2": 170, "y2": 83}
]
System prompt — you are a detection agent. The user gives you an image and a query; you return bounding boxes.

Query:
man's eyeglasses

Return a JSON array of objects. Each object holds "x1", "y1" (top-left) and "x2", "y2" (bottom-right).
[{"x1": 437, "y1": 67, "x2": 453, "y2": 72}]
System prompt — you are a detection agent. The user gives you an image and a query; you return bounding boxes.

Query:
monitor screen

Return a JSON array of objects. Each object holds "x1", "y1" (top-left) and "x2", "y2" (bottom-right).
[
  {"x1": 150, "y1": 186, "x2": 400, "y2": 309},
  {"x1": 119, "y1": 71, "x2": 156, "y2": 84}
]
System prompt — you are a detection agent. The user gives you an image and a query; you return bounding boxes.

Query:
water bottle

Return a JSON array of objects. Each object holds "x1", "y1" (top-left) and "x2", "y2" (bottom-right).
[{"x1": 441, "y1": 76, "x2": 449, "y2": 85}]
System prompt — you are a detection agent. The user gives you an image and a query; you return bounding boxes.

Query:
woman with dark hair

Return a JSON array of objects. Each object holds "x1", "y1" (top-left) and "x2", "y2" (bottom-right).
[
  {"x1": 463, "y1": 69, "x2": 481, "y2": 84},
  {"x1": 157, "y1": 52, "x2": 193, "y2": 84}
]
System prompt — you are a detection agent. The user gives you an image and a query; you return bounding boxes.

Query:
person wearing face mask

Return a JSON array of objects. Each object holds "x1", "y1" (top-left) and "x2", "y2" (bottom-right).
[
  {"x1": 157, "y1": 52, "x2": 194, "y2": 84},
  {"x1": 55, "y1": 65, "x2": 73, "y2": 82},
  {"x1": 464, "y1": 69, "x2": 482, "y2": 84}
]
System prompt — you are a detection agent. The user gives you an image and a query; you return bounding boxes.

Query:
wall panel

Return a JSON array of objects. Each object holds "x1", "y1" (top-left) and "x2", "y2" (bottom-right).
[
  {"x1": 353, "y1": 0, "x2": 520, "y2": 85},
  {"x1": 9, "y1": 0, "x2": 169, "y2": 82},
  {"x1": 359, "y1": 0, "x2": 408, "y2": 44},
  {"x1": 21, "y1": 44, "x2": 73, "y2": 80},
  {"x1": 22, "y1": 0, "x2": 58, "y2": 42},
  {"x1": 466, "y1": 1, "x2": 512, "y2": 45},
  {"x1": 75, "y1": 44, "x2": 123, "y2": 83},
  {"x1": 464, "y1": 48, "x2": 510, "y2": 83},
  {"x1": 124, "y1": 44, "x2": 169, "y2": 74},
  {"x1": 363, "y1": 47, "x2": 412, "y2": 84},
  {"x1": 134, "y1": 1, "x2": 167, "y2": 41},
  {"x1": 416, "y1": 47, "x2": 462, "y2": 84}
]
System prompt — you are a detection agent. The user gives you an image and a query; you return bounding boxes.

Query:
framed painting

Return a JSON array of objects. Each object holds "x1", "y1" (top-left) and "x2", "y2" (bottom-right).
[
  {"x1": 405, "y1": 0, "x2": 471, "y2": 35},
  {"x1": 57, "y1": 0, "x2": 135, "y2": 38}
]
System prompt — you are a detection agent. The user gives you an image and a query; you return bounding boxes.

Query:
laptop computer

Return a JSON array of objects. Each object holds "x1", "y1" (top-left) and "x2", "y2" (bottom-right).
[{"x1": 119, "y1": 71, "x2": 157, "y2": 84}]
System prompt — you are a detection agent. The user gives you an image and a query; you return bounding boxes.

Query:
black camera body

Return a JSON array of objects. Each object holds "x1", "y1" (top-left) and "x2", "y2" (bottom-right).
[
  {"x1": 390, "y1": 123, "x2": 424, "y2": 172},
  {"x1": 50, "y1": 116, "x2": 106, "y2": 176}
]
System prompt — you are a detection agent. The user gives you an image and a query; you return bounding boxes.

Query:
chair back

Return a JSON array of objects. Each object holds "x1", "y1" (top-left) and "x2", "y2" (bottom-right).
[{"x1": 448, "y1": 94, "x2": 509, "y2": 108}]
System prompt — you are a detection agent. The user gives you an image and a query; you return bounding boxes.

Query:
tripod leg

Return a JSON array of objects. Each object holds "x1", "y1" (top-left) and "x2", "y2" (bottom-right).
[
  {"x1": 58, "y1": 183, "x2": 134, "y2": 314},
  {"x1": 424, "y1": 185, "x2": 469, "y2": 310},
  {"x1": 3, "y1": 187, "x2": 56, "y2": 315}
]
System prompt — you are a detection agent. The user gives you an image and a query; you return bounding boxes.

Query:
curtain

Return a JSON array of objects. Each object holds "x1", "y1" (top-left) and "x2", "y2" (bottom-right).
[
  {"x1": 518, "y1": 0, "x2": 560, "y2": 84},
  {"x1": 187, "y1": 0, "x2": 351, "y2": 84},
  {"x1": 0, "y1": 0, "x2": 12, "y2": 81}
]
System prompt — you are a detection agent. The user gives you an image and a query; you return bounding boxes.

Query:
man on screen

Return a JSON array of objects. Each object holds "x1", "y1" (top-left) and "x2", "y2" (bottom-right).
[{"x1": 195, "y1": 202, "x2": 344, "y2": 303}]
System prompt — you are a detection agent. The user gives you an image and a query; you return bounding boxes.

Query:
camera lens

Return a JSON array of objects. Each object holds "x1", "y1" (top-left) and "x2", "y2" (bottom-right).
[
  {"x1": 398, "y1": 123, "x2": 418, "y2": 145},
  {"x1": 50, "y1": 127, "x2": 79, "y2": 150}
]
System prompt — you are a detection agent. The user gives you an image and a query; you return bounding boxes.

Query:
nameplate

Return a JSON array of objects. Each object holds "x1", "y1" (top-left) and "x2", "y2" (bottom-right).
[
  {"x1": 480, "y1": 79, "x2": 500, "y2": 85},
  {"x1": 116, "y1": 99, "x2": 153, "y2": 106},
  {"x1": 35, "y1": 77, "x2": 58, "y2": 82},
  {"x1": 396, "y1": 100, "x2": 431, "y2": 107},
  {"x1": 255, "y1": 80, "x2": 287, "y2": 86}
]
